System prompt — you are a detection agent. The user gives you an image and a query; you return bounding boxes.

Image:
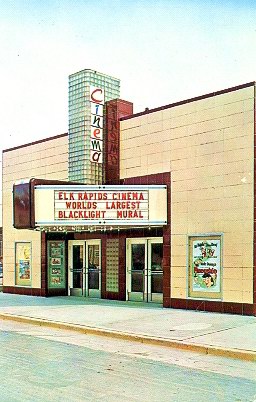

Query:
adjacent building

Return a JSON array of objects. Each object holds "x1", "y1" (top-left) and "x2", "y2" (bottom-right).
[{"x1": 2, "y1": 69, "x2": 256, "y2": 316}]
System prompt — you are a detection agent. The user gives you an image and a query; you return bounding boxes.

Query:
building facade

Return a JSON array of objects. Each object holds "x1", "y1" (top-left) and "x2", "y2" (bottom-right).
[
  {"x1": 120, "y1": 82, "x2": 255, "y2": 315},
  {"x1": 2, "y1": 133, "x2": 68, "y2": 293},
  {"x1": 2, "y1": 69, "x2": 256, "y2": 315}
]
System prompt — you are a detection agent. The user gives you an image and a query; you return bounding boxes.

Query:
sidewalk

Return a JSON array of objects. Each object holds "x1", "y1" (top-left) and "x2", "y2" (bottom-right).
[{"x1": 0, "y1": 293, "x2": 255, "y2": 361}]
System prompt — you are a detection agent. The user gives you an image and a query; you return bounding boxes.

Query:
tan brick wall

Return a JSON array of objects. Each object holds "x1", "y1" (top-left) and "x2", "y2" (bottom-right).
[
  {"x1": 120, "y1": 86, "x2": 255, "y2": 303},
  {"x1": 2, "y1": 135, "x2": 68, "y2": 288}
]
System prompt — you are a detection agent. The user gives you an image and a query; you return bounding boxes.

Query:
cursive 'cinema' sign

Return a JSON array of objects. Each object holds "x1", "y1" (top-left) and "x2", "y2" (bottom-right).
[
  {"x1": 34, "y1": 185, "x2": 167, "y2": 227},
  {"x1": 90, "y1": 86, "x2": 104, "y2": 164}
]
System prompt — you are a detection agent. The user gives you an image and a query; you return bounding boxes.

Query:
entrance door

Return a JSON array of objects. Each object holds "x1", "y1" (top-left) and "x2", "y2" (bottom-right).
[
  {"x1": 68, "y1": 240, "x2": 101, "y2": 297},
  {"x1": 126, "y1": 238, "x2": 163, "y2": 303}
]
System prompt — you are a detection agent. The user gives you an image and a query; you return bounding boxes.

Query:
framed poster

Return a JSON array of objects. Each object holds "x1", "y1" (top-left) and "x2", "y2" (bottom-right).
[
  {"x1": 15, "y1": 242, "x2": 31, "y2": 286},
  {"x1": 188, "y1": 235, "x2": 222, "y2": 299},
  {"x1": 47, "y1": 241, "x2": 65, "y2": 288}
]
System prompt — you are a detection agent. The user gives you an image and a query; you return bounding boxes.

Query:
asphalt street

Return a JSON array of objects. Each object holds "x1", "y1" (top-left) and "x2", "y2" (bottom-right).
[{"x1": 0, "y1": 319, "x2": 255, "y2": 402}]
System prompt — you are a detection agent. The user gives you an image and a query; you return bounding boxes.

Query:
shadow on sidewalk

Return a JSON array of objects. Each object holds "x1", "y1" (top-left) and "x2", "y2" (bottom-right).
[{"x1": 0, "y1": 292, "x2": 163, "y2": 310}]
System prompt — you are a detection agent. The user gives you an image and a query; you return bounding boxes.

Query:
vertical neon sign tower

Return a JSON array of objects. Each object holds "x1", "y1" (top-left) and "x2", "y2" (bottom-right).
[{"x1": 68, "y1": 69, "x2": 120, "y2": 184}]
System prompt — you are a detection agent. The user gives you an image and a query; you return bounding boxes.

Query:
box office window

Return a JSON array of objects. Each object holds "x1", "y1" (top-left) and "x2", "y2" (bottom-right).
[
  {"x1": 15, "y1": 242, "x2": 32, "y2": 286},
  {"x1": 188, "y1": 235, "x2": 222, "y2": 299}
]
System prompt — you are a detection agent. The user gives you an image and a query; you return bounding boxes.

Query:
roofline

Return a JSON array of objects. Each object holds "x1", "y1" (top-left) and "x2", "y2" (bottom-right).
[
  {"x1": 68, "y1": 68, "x2": 120, "y2": 82},
  {"x1": 3, "y1": 132, "x2": 68, "y2": 153},
  {"x1": 105, "y1": 98, "x2": 133, "y2": 106},
  {"x1": 120, "y1": 81, "x2": 256, "y2": 121}
]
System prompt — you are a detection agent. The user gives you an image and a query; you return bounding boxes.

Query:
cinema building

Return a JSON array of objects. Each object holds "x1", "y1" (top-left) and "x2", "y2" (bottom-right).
[{"x1": 2, "y1": 69, "x2": 256, "y2": 316}]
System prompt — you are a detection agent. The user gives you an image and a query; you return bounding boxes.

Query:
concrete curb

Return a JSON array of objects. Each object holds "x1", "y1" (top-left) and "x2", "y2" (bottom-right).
[{"x1": 0, "y1": 313, "x2": 255, "y2": 362}]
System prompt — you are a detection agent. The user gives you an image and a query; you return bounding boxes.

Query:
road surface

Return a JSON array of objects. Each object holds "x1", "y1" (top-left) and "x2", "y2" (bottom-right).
[{"x1": 0, "y1": 319, "x2": 255, "y2": 402}]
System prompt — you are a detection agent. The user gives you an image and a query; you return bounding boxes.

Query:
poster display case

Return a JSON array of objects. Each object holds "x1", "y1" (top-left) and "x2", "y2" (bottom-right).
[
  {"x1": 188, "y1": 235, "x2": 222, "y2": 299},
  {"x1": 15, "y1": 242, "x2": 31, "y2": 286},
  {"x1": 47, "y1": 241, "x2": 65, "y2": 288}
]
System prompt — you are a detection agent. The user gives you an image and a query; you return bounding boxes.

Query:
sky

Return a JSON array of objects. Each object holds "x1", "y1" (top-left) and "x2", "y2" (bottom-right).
[
  {"x1": 1, "y1": 0, "x2": 256, "y2": 149},
  {"x1": 0, "y1": 0, "x2": 256, "y2": 215}
]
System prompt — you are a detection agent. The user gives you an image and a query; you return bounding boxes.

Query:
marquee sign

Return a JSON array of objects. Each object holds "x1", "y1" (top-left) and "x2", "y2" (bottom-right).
[{"x1": 34, "y1": 185, "x2": 167, "y2": 228}]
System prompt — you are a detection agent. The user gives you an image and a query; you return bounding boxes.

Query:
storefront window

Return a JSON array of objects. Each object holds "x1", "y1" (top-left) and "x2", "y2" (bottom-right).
[
  {"x1": 15, "y1": 242, "x2": 31, "y2": 286},
  {"x1": 188, "y1": 235, "x2": 222, "y2": 299}
]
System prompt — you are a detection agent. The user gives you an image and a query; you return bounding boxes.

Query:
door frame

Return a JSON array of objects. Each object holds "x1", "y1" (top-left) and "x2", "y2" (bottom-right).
[
  {"x1": 68, "y1": 240, "x2": 101, "y2": 297},
  {"x1": 126, "y1": 237, "x2": 163, "y2": 303}
]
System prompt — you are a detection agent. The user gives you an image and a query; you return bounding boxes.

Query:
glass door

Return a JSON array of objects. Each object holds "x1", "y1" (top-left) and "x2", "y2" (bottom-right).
[
  {"x1": 148, "y1": 240, "x2": 163, "y2": 303},
  {"x1": 129, "y1": 240, "x2": 146, "y2": 302},
  {"x1": 126, "y1": 238, "x2": 163, "y2": 303},
  {"x1": 68, "y1": 240, "x2": 101, "y2": 297},
  {"x1": 86, "y1": 240, "x2": 101, "y2": 298},
  {"x1": 68, "y1": 241, "x2": 85, "y2": 296}
]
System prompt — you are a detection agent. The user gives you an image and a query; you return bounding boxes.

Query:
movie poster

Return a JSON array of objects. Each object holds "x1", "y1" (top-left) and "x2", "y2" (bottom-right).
[
  {"x1": 189, "y1": 236, "x2": 222, "y2": 299},
  {"x1": 15, "y1": 242, "x2": 31, "y2": 286}
]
